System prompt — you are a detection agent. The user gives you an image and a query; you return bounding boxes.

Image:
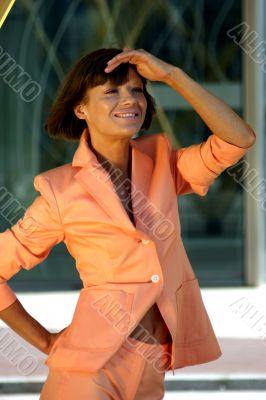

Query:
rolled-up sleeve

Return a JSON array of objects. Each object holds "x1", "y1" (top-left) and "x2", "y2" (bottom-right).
[
  {"x1": 0, "y1": 175, "x2": 64, "y2": 311},
  {"x1": 171, "y1": 134, "x2": 254, "y2": 196}
]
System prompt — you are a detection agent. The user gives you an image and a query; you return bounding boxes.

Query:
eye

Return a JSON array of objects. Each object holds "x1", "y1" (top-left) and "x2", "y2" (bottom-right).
[
  {"x1": 105, "y1": 88, "x2": 118, "y2": 94},
  {"x1": 133, "y1": 87, "x2": 144, "y2": 93}
]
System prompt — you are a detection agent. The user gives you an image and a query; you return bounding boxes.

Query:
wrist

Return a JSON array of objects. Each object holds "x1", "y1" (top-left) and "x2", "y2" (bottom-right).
[
  {"x1": 163, "y1": 66, "x2": 183, "y2": 86},
  {"x1": 39, "y1": 331, "x2": 52, "y2": 354}
]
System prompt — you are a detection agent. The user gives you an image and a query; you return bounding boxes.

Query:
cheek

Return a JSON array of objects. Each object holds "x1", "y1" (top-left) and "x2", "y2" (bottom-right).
[
  {"x1": 89, "y1": 102, "x2": 113, "y2": 120},
  {"x1": 142, "y1": 99, "x2": 148, "y2": 115}
]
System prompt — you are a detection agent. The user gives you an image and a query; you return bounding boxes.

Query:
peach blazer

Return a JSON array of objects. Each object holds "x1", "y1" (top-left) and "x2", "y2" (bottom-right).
[{"x1": 0, "y1": 128, "x2": 251, "y2": 375}]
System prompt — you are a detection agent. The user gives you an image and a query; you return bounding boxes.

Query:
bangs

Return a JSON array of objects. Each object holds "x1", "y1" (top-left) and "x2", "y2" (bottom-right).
[
  {"x1": 82, "y1": 50, "x2": 145, "y2": 89},
  {"x1": 90, "y1": 63, "x2": 140, "y2": 88}
]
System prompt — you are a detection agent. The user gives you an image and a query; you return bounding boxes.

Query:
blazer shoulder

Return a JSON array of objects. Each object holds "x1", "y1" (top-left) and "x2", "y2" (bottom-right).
[
  {"x1": 34, "y1": 163, "x2": 75, "y2": 195},
  {"x1": 132, "y1": 132, "x2": 170, "y2": 158}
]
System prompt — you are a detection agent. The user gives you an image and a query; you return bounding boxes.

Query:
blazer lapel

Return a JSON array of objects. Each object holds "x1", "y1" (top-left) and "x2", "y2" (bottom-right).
[
  {"x1": 72, "y1": 129, "x2": 153, "y2": 232},
  {"x1": 130, "y1": 138, "x2": 154, "y2": 230}
]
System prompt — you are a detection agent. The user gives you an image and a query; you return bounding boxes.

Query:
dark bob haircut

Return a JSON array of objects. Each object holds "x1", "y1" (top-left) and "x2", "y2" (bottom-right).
[{"x1": 45, "y1": 48, "x2": 156, "y2": 140}]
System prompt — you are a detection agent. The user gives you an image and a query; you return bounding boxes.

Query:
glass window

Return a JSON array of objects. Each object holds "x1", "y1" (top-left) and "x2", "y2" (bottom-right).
[{"x1": 0, "y1": 0, "x2": 245, "y2": 290}]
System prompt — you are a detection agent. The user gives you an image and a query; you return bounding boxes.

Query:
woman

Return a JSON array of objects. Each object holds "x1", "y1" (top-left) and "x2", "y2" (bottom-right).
[{"x1": 0, "y1": 48, "x2": 255, "y2": 399}]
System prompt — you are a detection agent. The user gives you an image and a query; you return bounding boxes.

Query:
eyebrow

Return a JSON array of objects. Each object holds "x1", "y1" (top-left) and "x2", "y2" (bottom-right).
[{"x1": 130, "y1": 81, "x2": 144, "y2": 85}]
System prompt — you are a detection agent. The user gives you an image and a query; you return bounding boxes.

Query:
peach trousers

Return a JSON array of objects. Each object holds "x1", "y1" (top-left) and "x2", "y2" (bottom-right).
[{"x1": 40, "y1": 336, "x2": 171, "y2": 400}]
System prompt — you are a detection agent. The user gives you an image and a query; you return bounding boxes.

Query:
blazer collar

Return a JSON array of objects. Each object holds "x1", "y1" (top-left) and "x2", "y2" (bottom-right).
[
  {"x1": 72, "y1": 128, "x2": 99, "y2": 168},
  {"x1": 72, "y1": 128, "x2": 154, "y2": 233}
]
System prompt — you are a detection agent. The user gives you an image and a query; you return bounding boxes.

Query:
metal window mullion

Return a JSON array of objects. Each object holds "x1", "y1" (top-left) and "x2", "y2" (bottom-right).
[{"x1": 243, "y1": 0, "x2": 266, "y2": 285}]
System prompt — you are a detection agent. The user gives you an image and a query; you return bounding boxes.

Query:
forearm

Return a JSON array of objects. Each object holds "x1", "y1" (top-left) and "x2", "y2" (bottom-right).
[
  {"x1": 0, "y1": 298, "x2": 50, "y2": 354},
  {"x1": 164, "y1": 66, "x2": 256, "y2": 148}
]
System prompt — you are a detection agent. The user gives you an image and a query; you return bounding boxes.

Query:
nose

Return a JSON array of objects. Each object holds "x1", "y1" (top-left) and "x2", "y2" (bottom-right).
[{"x1": 120, "y1": 91, "x2": 137, "y2": 106}]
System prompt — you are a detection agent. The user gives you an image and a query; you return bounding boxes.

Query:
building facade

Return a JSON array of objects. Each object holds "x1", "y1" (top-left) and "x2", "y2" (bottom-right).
[{"x1": 0, "y1": 0, "x2": 265, "y2": 291}]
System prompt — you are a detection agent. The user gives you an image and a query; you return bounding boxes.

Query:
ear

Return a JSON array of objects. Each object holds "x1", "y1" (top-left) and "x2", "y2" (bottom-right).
[{"x1": 74, "y1": 104, "x2": 87, "y2": 120}]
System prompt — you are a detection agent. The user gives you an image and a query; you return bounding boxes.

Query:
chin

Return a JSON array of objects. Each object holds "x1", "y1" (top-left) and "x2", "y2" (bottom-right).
[{"x1": 115, "y1": 127, "x2": 141, "y2": 137}]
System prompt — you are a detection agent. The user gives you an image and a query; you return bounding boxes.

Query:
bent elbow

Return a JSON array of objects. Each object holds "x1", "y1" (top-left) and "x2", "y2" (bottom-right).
[
  {"x1": 246, "y1": 126, "x2": 256, "y2": 147},
  {"x1": 240, "y1": 126, "x2": 256, "y2": 148}
]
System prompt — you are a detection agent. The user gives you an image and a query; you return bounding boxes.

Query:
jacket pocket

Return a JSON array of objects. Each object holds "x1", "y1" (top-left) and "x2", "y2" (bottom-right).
[
  {"x1": 67, "y1": 287, "x2": 135, "y2": 351},
  {"x1": 175, "y1": 278, "x2": 210, "y2": 346}
]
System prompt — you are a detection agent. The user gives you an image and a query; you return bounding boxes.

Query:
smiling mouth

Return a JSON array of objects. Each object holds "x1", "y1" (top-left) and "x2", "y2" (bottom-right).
[{"x1": 114, "y1": 113, "x2": 139, "y2": 118}]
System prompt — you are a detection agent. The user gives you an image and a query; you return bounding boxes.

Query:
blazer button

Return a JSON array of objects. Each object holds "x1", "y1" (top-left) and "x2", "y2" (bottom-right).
[
  {"x1": 151, "y1": 274, "x2": 160, "y2": 283},
  {"x1": 141, "y1": 239, "x2": 150, "y2": 244}
]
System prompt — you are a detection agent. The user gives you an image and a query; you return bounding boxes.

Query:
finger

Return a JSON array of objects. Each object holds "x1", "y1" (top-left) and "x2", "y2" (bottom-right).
[
  {"x1": 104, "y1": 56, "x2": 133, "y2": 72},
  {"x1": 104, "y1": 57, "x2": 138, "y2": 72},
  {"x1": 107, "y1": 50, "x2": 144, "y2": 66},
  {"x1": 104, "y1": 62, "x2": 124, "y2": 72},
  {"x1": 105, "y1": 50, "x2": 146, "y2": 73},
  {"x1": 106, "y1": 54, "x2": 130, "y2": 66}
]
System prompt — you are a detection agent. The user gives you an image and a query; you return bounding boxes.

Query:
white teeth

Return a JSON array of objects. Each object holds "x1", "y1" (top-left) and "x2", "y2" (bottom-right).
[{"x1": 115, "y1": 113, "x2": 137, "y2": 118}]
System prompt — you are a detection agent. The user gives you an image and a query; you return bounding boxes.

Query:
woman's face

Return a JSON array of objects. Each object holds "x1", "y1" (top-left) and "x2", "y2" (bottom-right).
[{"x1": 75, "y1": 68, "x2": 147, "y2": 140}]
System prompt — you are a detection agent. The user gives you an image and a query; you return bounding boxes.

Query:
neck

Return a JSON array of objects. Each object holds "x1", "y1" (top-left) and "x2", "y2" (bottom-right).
[{"x1": 88, "y1": 134, "x2": 131, "y2": 176}]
